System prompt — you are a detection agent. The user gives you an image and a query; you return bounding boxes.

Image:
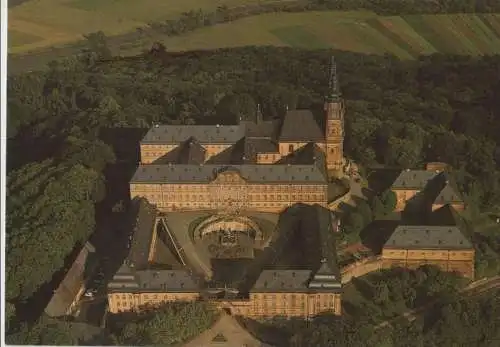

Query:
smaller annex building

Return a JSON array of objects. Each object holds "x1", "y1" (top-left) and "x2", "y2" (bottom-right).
[
  {"x1": 390, "y1": 162, "x2": 465, "y2": 213},
  {"x1": 382, "y1": 204, "x2": 475, "y2": 279}
]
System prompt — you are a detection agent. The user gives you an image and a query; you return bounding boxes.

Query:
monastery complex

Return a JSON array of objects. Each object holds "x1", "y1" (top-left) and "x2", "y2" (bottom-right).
[{"x1": 107, "y1": 59, "x2": 475, "y2": 322}]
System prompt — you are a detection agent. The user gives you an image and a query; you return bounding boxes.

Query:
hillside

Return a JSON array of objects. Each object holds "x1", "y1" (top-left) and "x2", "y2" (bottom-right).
[
  {"x1": 10, "y1": 2, "x2": 500, "y2": 59},
  {"x1": 9, "y1": 5, "x2": 500, "y2": 74},
  {"x1": 157, "y1": 11, "x2": 500, "y2": 59},
  {"x1": 7, "y1": 0, "x2": 278, "y2": 53}
]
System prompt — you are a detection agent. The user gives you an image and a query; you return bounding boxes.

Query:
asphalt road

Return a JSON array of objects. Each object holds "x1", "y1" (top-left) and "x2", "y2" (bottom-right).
[
  {"x1": 76, "y1": 297, "x2": 107, "y2": 326},
  {"x1": 74, "y1": 213, "x2": 132, "y2": 325}
]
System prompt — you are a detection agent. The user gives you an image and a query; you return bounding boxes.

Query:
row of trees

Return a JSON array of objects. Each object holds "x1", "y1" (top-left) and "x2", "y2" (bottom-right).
[
  {"x1": 291, "y1": 286, "x2": 500, "y2": 347},
  {"x1": 6, "y1": 45, "x2": 119, "y2": 340},
  {"x1": 108, "y1": 301, "x2": 218, "y2": 345},
  {"x1": 345, "y1": 265, "x2": 468, "y2": 324}
]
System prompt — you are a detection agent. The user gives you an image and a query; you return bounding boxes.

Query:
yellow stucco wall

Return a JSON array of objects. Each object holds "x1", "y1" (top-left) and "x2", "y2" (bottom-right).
[
  {"x1": 130, "y1": 181, "x2": 328, "y2": 213},
  {"x1": 382, "y1": 247, "x2": 475, "y2": 278},
  {"x1": 108, "y1": 291, "x2": 341, "y2": 318}
]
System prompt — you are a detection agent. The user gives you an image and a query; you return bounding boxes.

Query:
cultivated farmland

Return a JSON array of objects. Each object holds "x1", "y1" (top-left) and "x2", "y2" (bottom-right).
[
  {"x1": 8, "y1": 0, "x2": 281, "y2": 53},
  {"x1": 158, "y1": 11, "x2": 500, "y2": 58},
  {"x1": 8, "y1": 2, "x2": 500, "y2": 72}
]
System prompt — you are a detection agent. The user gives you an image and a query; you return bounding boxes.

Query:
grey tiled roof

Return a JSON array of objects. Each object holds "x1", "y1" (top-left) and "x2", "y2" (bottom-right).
[
  {"x1": 246, "y1": 138, "x2": 278, "y2": 154},
  {"x1": 384, "y1": 225, "x2": 473, "y2": 250},
  {"x1": 315, "y1": 205, "x2": 341, "y2": 283},
  {"x1": 205, "y1": 138, "x2": 245, "y2": 165},
  {"x1": 309, "y1": 261, "x2": 341, "y2": 290},
  {"x1": 391, "y1": 169, "x2": 439, "y2": 189},
  {"x1": 45, "y1": 242, "x2": 97, "y2": 317},
  {"x1": 279, "y1": 110, "x2": 325, "y2": 142},
  {"x1": 108, "y1": 263, "x2": 141, "y2": 291},
  {"x1": 433, "y1": 182, "x2": 463, "y2": 204},
  {"x1": 277, "y1": 142, "x2": 326, "y2": 170},
  {"x1": 178, "y1": 138, "x2": 206, "y2": 164},
  {"x1": 136, "y1": 270, "x2": 199, "y2": 291},
  {"x1": 243, "y1": 138, "x2": 279, "y2": 163},
  {"x1": 153, "y1": 137, "x2": 207, "y2": 165},
  {"x1": 183, "y1": 311, "x2": 268, "y2": 347},
  {"x1": 242, "y1": 120, "x2": 278, "y2": 139},
  {"x1": 130, "y1": 164, "x2": 327, "y2": 184},
  {"x1": 142, "y1": 125, "x2": 245, "y2": 144},
  {"x1": 428, "y1": 204, "x2": 463, "y2": 226},
  {"x1": 128, "y1": 198, "x2": 158, "y2": 268},
  {"x1": 251, "y1": 270, "x2": 311, "y2": 292},
  {"x1": 108, "y1": 269, "x2": 199, "y2": 292}
]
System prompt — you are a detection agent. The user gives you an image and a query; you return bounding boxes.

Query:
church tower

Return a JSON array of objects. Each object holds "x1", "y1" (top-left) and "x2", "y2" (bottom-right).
[{"x1": 324, "y1": 56, "x2": 345, "y2": 173}]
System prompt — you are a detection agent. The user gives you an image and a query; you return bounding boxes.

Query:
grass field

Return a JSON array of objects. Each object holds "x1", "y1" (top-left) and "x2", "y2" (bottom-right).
[
  {"x1": 8, "y1": 0, "x2": 281, "y2": 53},
  {"x1": 157, "y1": 11, "x2": 500, "y2": 59},
  {"x1": 8, "y1": 1, "x2": 500, "y2": 73}
]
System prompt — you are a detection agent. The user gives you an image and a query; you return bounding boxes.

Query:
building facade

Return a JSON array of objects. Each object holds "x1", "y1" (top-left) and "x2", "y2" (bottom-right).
[
  {"x1": 108, "y1": 266, "x2": 342, "y2": 318},
  {"x1": 381, "y1": 218, "x2": 475, "y2": 279}
]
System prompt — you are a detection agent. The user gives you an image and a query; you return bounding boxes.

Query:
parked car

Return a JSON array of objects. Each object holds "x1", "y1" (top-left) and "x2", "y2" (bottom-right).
[{"x1": 84, "y1": 288, "x2": 97, "y2": 297}]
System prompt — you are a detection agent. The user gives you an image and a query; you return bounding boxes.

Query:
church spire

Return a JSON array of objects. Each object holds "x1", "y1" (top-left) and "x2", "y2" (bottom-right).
[{"x1": 327, "y1": 56, "x2": 340, "y2": 102}]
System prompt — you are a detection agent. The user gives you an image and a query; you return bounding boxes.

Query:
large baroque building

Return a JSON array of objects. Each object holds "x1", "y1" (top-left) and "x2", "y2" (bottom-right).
[
  {"x1": 108, "y1": 58, "x2": 476, "y2": 325},
  {"x1": 130, "y1": 59, "x2": 345, "y2": 213},
  {"x1": 108, "y1": 58, "x2": 344, "y2": 319}
]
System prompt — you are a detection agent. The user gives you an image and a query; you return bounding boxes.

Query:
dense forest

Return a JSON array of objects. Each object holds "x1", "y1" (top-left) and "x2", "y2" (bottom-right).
[
  {"x1": 6, "y1": 31, "x2": 500, "y2": 343},
  {"x1": 288, "y1": 287, "x2": 500, "y2": 346}
]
